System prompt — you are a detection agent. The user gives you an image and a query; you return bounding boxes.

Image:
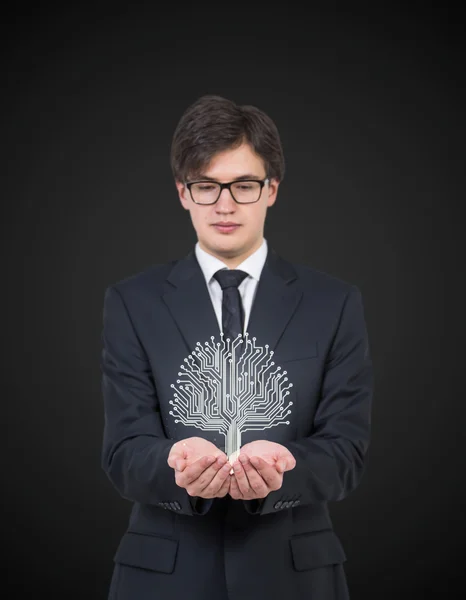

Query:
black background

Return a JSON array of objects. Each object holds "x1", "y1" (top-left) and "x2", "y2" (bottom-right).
[{"x1": 4, "y1": 3, "x2": 465, "y2": 598}]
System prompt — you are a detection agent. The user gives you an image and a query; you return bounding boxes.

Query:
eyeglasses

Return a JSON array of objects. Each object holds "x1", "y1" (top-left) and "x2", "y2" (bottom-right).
[{"x1": 185, "y1": 178, "x2": 269, "y2": 204}]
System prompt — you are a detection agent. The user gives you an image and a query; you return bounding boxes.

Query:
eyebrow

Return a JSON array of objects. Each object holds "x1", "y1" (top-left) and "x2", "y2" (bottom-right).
[{"x1": 194, "y1": 173, "x2": 265, "y2": 181}]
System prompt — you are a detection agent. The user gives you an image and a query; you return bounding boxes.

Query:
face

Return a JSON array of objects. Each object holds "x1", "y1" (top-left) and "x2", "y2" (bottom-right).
[{"x1": 176, "y1": 142, "x2": 279, "y2": 268}]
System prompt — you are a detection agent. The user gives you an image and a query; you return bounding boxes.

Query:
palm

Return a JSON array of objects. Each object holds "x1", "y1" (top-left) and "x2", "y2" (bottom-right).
[
  {"x1": 182, "y1": 437, "x2": 225, "y2": 464},
  {"x1": 240, "y1": 440, "x2": 285, "y2": 465}
]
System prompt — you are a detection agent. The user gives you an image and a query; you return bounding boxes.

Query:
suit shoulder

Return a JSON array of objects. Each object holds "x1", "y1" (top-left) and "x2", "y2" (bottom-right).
[
  {"x1": 293, "y1": 262, "x2": 358, "y2": 296},
  {"x1": 103, "y1": 258, "x2": 178, "y2": 297}
]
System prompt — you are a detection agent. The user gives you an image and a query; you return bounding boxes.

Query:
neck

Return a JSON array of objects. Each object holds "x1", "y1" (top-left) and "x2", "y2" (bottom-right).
[{"x1": 199, "y1": 238, "x2": 263, "y2": 269}]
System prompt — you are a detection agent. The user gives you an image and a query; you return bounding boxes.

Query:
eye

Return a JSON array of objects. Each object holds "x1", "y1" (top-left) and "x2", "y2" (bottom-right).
[{"x1": 197, "y1": 184, "x2": 216, "y2": 191}]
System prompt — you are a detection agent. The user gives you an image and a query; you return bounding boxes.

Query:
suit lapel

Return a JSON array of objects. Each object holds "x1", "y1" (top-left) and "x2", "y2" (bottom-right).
[
  {"x1": 246, "y1": 246, "x2": 303, "y2": 352},
  {"x1": 162, "y1": 250, "x2": 221, "y2": 355},
  {"x1": 161, "y1": 245, "x2": 303, "y2": 357}
]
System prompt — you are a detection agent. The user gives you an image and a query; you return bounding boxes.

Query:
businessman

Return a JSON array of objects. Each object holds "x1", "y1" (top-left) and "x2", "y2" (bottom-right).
[{"x1": 100, "y1": 94, "x2": 373, "y2": 599}]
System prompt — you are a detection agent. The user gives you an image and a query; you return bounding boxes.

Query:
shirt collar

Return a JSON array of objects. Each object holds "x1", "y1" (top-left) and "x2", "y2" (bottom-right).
[{"x1": 195, "y1": 238, "x2": 268, "y2": 285}]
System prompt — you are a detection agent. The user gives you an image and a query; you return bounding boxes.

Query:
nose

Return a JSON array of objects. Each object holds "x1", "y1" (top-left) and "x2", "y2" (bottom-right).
[{"x1": 215, "y1": 187, "x2": 236, "y2": 211}]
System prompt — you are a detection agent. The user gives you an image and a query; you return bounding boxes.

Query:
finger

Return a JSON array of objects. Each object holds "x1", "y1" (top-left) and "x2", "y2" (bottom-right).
[
  {"x1": 200, "y1": 460, "x2": 232, "y2": 497},
  {"x1": 250, "y1": 455, "x2": 277, "y2": 472},
  {"x1": 193, "y1": 456, "x2": 230, "y2": 494},
  {"x1": 232, "y1": 458, "x2": 251, "y2": 497},
  {"x1": 229, "y1": 473, "x2": 243, "y2": 500},
  {"x1": 175, "y1": 455, "x2": 216, "y2": 489},
  {"x1": 239, "y1": 455, "x2": 268, "y2": 497},
  {"x1": 216, "y1": 472, "x2": 232, "y2": 498},
  {"x1": 249, "y1": 456, "x2": 283, "y2": 491},
  {"x1": 212, "y1": 468, "x2": 232, "y2": 498}
]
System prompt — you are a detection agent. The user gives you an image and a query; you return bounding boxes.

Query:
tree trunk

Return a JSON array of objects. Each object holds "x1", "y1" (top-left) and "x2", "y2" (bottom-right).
[{"x1": 225, "y1": 420, "x2": 241, "y2": 467}]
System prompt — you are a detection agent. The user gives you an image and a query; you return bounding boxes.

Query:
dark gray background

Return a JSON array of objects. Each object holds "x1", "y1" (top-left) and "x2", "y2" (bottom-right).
[{"x1": 4, "y1": 4, "x2": 465, "y2": 598}]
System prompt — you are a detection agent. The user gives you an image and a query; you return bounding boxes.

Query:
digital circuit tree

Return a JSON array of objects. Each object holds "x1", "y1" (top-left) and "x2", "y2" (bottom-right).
[{"x1": 169, "y1": 332, "x2": 294, "y2": 463}]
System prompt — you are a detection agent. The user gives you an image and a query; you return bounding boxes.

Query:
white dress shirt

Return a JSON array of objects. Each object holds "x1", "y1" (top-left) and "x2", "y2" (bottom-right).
[{"x1": 195, "y1": 238, "x2": 268, "y2": 334}]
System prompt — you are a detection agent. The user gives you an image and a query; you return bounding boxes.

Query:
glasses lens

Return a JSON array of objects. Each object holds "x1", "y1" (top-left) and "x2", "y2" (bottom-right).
[
  {"x1": 231, "y1": 181, "x2": 261, "y2": 203},
  {"x1": 190, "y1": 180, "x2": 263, "y2": 203},
  {"x1": 191, "y1": 182, "x2": 220, "y2": 204}
]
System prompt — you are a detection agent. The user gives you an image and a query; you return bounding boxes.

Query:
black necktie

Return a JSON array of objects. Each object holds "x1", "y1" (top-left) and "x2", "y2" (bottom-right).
[{"x1": 213, "y1": 269, "x2": 249, "y2": 343}]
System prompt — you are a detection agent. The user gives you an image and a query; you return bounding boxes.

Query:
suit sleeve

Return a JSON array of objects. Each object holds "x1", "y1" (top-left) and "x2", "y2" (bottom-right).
[
  {"x1": 100, "y1": 284, "x2": 212, "y2": 516},
  {"x1": 244, "y1": 284, "x2": 373, "y2": 516}
]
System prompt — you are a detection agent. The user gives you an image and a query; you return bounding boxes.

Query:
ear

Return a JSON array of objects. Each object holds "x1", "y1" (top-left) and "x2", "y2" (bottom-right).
[
  {"x1": 266, "y1": 177, "x2": 279, "y2": 208},
  {"x1": 175, "y1": 180, "x2": 191, "y2": 210}
]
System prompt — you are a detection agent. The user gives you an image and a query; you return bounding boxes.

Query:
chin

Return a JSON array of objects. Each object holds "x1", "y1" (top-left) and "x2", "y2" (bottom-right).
[{"x1": 204, "y1": 240, "x2": 243, "y2": 258}]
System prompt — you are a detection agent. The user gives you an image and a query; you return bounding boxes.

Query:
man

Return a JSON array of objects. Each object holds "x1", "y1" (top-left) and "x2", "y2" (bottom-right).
[{"x1": 100, "y1": 94, "x2": 373, "y2": 600}]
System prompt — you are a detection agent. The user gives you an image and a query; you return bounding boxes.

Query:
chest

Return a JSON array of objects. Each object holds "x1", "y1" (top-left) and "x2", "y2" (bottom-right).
[{"x1": 143, "y1": 308, "x2": 325, "y2": 453}]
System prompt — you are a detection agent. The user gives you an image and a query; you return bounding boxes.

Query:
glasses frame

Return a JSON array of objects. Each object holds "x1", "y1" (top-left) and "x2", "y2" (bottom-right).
[{"x1": 185, "y1": 178, "x2": 269, "y2": 205}]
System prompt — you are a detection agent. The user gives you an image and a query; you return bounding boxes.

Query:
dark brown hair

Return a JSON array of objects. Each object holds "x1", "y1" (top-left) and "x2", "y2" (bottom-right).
[{"x1": 170, "y1": 94, "x2": 285, "y2": 183}]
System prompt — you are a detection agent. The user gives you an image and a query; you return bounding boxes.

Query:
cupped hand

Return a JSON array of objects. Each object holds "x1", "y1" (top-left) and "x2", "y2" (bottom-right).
[
  {"x1": 167, "y1": 437, "x2": 232, "y2": 499},
  {"x1": 229, "y1": 440, "x2": 296, "y2": 501}
]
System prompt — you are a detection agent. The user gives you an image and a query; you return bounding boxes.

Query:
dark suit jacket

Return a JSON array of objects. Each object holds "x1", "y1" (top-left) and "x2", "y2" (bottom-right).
[{"x1": 100, "y1": 245, "x2": 373, "y2": 600}]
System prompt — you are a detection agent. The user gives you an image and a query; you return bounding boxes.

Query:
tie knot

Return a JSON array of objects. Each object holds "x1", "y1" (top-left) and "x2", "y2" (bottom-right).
[{"x1": 213, "y1": 269, "x2": 248, "y2": 290}]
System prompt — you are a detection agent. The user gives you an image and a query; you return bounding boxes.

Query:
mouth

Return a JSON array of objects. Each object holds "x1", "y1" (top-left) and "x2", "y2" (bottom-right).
[{"x1": 212, "y1": 223, "x2": 241, "y2": 233}]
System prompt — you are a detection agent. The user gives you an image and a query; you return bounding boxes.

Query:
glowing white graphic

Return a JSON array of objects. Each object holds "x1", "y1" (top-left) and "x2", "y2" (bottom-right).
[{"x1": 169, "y1": 332, "x2": 293, "y2": 465}]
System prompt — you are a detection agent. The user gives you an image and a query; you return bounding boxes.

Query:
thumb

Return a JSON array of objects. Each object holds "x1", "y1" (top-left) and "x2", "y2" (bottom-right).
[
  {"x1": 167, "y1": 441, "x2": 188, "y2": 468},
  {"x1": 276, "y1": 459, "x2": 287, "y2": 473},
  {"x1": 277, "y1": 452, "x2": 295, "y2": 472},
  {"x1": 175, "y1": 459, "x2": 187, "y2": 471},
  {"x1": 285, "y1": 454, "x2": 296, "y2": 471}
]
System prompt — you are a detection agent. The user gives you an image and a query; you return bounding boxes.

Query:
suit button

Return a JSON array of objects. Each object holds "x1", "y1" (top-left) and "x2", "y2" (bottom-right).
[
  {"x1": 163, "y1": 502, "x2": 169, "y2": 509},
  {"x1": 291, "y1": 500, "x2": 300, "y2": 507},
  {"x1": 285, "y1": 501, "x2": 293, "y2": 508},
  {"x1": 169, "y1": 502, "x2": 178, "y2": 511},
  {"x1": 174, "y1": 502, "x2": 181, "y2": 510},
  {"x1": 274, "y1": 501, "x2": 283, "y2": 510}
]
